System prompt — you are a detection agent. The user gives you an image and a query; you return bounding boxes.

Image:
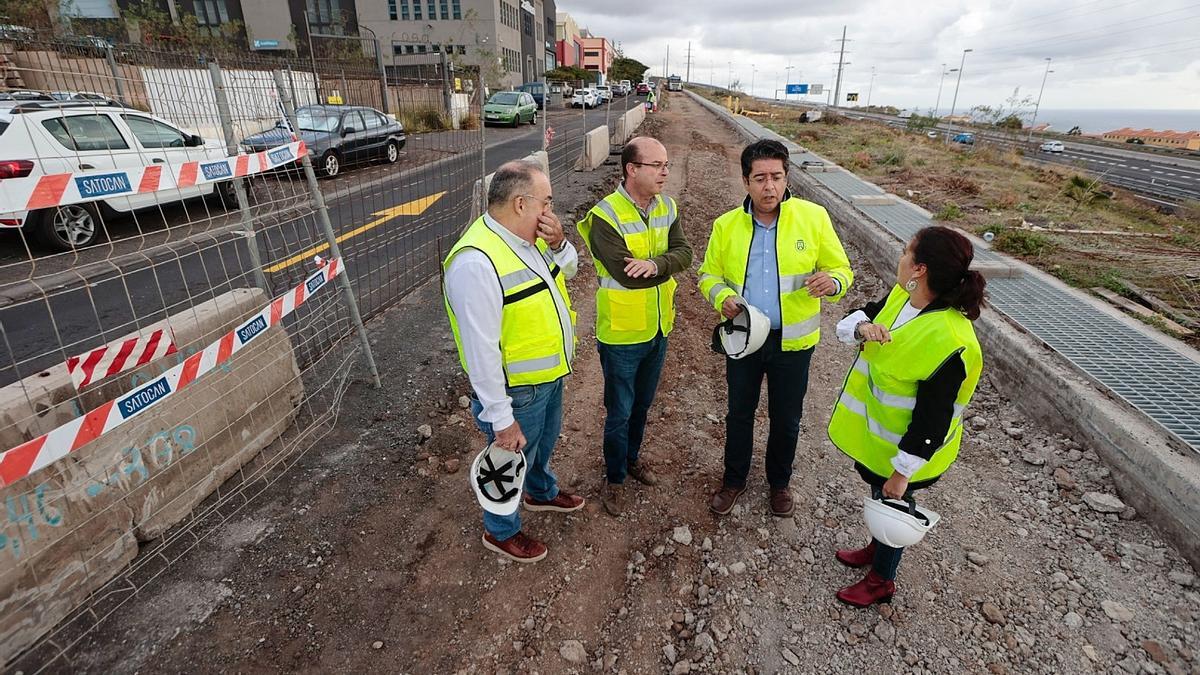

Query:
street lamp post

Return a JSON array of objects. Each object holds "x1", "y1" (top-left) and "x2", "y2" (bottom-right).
[
  {"x1": 751, "y1": 66, "x2": 757, "y2": 99},
  {"x1": 727, "y1": 61, "x2": 733, "y2": 90},
  {"x1": 933, "y1": 62, "x2": 947, "y2": 116},
  {"x1": 866, "y1": 66, "x2": 875, "y2": 108},
  {"x1": 944, "y1": 48, "x2": 972, "y2": 145},
  {"x1": 784, "y1": 64, "x2": 795, "y2": 102},
  {"x1": 1028, "y1": 57, "x2": 1053, "y2": 142}
]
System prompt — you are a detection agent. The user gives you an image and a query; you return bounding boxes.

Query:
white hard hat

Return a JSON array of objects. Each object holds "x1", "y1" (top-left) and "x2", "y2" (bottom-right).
[
  {"x1": 470, "y1": 442, "x2": 527, "y2": 516},
  {"x1": 715, "y1": 301, "x2": 770, "y2": 359},
  {"x1": 862, "y1": 494, "x2": 942, "y2": 548}
]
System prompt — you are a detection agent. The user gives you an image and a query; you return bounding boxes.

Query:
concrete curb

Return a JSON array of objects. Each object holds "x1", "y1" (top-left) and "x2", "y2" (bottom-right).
[{"x1": 684, "y1": 89, "x2": 1200, "y2": 572}]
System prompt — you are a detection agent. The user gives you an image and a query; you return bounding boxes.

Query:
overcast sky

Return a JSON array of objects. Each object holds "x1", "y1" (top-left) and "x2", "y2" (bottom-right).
[{"x1": 563, "y1": 0, "x2": 1200, "y2": 112}]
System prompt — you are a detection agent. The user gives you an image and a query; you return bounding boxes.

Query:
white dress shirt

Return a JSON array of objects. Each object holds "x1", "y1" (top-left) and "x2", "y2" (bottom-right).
[
  {"x1": 444, "y1": 213, "x2": 578, "y2": 430},
  {"x1": 835, "y1": 301, "x2": 928, "y2": 478}
]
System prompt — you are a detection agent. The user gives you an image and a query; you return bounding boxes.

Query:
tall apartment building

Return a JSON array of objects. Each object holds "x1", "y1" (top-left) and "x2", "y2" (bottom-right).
[{"x1": 358, "y1": 0, "x2": 553, "y2": 90}]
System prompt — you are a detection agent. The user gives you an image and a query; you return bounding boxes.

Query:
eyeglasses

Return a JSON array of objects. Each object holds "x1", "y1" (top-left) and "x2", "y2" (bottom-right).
[
  {"x1": 518, "y1": 194, "x2": 553, "y2": 206},
  {"x1": 631, "y1": 161, "x2": 671, "y2": 171}
]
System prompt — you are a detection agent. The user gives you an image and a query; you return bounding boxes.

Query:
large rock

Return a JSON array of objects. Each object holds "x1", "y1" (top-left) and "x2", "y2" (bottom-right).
[
  {"x1": 559, "y1": 639, "x2": 587, "y2": 664},
  {"x1": 1083, "y1": 492, "x2": 1126, "y2": 514}
]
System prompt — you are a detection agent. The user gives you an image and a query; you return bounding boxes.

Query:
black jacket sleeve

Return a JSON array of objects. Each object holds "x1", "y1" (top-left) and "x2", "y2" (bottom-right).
[
  {"x1": 898, "y1": 352, "x2": 968, "y2": 460},
  {"x1": 585, "y1": 211, "x2": 691, "y2": 289},
  {"x1": 845, "y1": 295, "x2": 889, "y2": 321}
]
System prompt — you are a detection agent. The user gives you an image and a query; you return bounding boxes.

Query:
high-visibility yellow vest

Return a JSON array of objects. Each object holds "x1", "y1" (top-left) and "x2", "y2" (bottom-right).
[
  {"x1": 443, "y1": 216, "x2": 576, "y2": 386},
  {"x1": 828, "y1": 284, "x2": 983, "y2": 482},
  {"x1": 697, "y1": 196, "x2": 853, "y2": 351},
  {"x1": 578, "y1": 190, "x2": 678, "y2": 345}
]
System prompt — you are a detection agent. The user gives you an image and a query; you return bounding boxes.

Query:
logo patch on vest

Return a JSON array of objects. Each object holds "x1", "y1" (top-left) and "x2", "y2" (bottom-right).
[{"x1": 794, "y1": 239, "x2": 807, "y2": 251}]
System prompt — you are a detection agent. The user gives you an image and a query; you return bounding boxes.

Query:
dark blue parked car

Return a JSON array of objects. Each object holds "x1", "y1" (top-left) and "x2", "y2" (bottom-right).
[{"x1": 240, "y1": 105, "x2": 406, "y2": 178}]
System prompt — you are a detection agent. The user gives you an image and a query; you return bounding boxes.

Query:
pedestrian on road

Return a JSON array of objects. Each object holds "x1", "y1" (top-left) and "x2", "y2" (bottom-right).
[
  {"x1": 829, "y1": 225, "x2": 986, "y2": 606},
  {"x1": 578, "y1": 137, "x2": 693, "y2": 516},
  {"x1": 443, "y1": 161, "x2": 585, "y2": 563},
  {"x1": 698, "y1": 139, "x2": 854, "y2": 517},
  {"x1": 645, "y1": 86, "x2": 656, "y2": 113}
]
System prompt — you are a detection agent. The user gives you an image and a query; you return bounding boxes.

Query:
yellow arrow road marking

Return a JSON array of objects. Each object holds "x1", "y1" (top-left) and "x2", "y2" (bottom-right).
[{"x1": 264, "y1": 191, "x2": 446, "y2": 273}]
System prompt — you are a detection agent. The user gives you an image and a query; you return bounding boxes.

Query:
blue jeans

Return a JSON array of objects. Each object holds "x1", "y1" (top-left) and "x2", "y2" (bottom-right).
[
  {"x1": 471, "y1": 379, "x2": 564, "y2": 540},
  {"x1": 597, "y1": 334, "x2": 668, "y2": 484}
]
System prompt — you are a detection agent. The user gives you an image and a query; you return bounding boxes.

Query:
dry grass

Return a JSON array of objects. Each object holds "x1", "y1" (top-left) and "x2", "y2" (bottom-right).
[{"x1": 695, "y1": 88, "x2": 1200, "y2": 341}]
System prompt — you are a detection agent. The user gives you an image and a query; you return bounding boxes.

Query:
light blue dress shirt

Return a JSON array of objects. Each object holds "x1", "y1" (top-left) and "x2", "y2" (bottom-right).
[{"x1": 742, "y1": 217, "x2": 782, "y2": 329}]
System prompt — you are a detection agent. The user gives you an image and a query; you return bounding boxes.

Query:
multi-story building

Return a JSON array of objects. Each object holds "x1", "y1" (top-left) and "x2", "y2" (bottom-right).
[
  {"x1": 554, "y1": 11, "x2": 582, "y2": 68},
  {"x1": 580, "y1": 33, "x2": 613, "y2": 82},
  {"x1": 541, "y1": 0, "x2": 556, "y2": 73},
  {"x1": 1102, "y1": 127, "x2": 1200, "y2": 151},
  {"x1": 358, "y1": 0, "x2": 552, "y2": 90}
]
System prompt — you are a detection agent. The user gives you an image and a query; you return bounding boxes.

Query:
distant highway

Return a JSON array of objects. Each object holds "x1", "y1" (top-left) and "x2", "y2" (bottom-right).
[{"x1": 822, "y1": 105, "x2": 1200, "y2": 206}]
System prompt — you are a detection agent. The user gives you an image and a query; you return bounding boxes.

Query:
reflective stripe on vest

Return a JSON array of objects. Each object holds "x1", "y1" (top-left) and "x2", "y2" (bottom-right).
[
  {"x1": 580, "y1": 190, "x2": 678, "y2": 345},
  {"x1": 443, "y1": 217, "x2": 575, "y2": 387},
  {"x1": 827, "y1": 284, "x2": 982, "y2": 482}
]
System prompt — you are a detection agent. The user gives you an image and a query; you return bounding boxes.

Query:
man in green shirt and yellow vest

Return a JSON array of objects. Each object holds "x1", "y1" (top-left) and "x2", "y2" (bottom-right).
[
  {"x1": 578, "y1": 137, "x2": 693, "y2": 516},
  {"x1": 443, "y1": 161, "x2": 585, "y2": 563},
  {"x1": 699, "y1": 139, "x2": 853, "y2": 517}
]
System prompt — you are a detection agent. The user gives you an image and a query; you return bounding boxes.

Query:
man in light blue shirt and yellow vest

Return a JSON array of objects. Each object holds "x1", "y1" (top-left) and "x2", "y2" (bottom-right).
[
  {"x1": 699, "y1": 139, "x2": 853, "y2": 517},
  {"x1": 444, "y1": 161, "x2": 585, "y2": 563},
  {"x1": 578, "y1": 137, "x2": 693, "y2": 516}
]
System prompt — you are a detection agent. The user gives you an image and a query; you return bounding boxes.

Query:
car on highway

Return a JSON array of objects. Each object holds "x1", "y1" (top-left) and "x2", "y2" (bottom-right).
[
  {"x1": 240, "y1": 104, "x2": 405, "y2": 179},
  {"x1": 0, "y1": 100, "x2": 237, "y2": 250},
  {"x1": 926, "y1": 130, "x2": 939, "y2": 139},
  {"x1": 1039, "y1": 140, "x2": 1065, "y2": 153},
  {"x1": 50, "y1": 91, "x2": 114, "y2": 103},
  {"x1": 636, "y1": 82, "x2": 651, "y2": 96},
  {"x1": 595, "y1": 85, "x2": 613, "y2": 103},
  {"x1": 482, "y1": 91, "x2": 538, "y2": 127},
  {"x1": 952, "y1": 132, "x2": 975, "y2": 145},
  {"x1": 572, "y1": 88, "x2": 600, "y2": 109}
]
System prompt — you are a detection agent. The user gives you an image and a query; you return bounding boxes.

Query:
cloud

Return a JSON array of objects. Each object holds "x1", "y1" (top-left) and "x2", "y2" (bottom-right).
[{"x1": 560, "y1": 0, "x2": 1200, "y2": 109}]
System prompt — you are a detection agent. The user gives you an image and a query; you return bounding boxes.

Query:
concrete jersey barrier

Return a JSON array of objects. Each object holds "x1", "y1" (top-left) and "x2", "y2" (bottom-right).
[{"x1": 0, "y1": 287, "x2": 303, "y2": 664}]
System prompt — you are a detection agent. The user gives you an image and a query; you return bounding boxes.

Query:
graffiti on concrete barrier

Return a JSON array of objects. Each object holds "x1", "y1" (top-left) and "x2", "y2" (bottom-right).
[
  {"x1": 128, "y1": 344, "x2": 231, "y2": 389},
  {"x1": 0, "y1": 425, "x2": 197, "y2": 562}
]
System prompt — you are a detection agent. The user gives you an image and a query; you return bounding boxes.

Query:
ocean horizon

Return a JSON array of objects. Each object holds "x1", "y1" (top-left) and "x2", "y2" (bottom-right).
[{"x1": 990, "y1": 108, "x2": 1197, "y2": 135}]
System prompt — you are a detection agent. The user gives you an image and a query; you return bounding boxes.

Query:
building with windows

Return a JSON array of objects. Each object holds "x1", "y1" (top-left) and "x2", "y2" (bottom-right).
[
  {"x1": 359, "y1": 0, "x2": 553, "y2": 90},
  {"x1": 1102, "y1": 127, "x2": 1200, "y2": 151},
  {"x1": 580, "y1": 34, "x2": 613, "y2": 81},
  {"x1": 554, "y1": 11, "x2": 582, "y2": 67}
]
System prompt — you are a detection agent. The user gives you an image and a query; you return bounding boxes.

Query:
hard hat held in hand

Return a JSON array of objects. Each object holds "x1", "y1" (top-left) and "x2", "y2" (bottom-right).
[
  {"x1": 713, "y1": 300, "x2": 770, "y2": 359},
  {"x1": 862, "y1": 494, "x2": 942, "y2": 548},
  {"x1": 470, "y1": 442, "x2": 527, "y2": 516}
]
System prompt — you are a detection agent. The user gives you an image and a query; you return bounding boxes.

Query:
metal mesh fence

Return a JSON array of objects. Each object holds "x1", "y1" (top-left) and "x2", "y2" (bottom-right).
[{"x1": 0, "y1": 26, "x2": 649, "y2": 670}]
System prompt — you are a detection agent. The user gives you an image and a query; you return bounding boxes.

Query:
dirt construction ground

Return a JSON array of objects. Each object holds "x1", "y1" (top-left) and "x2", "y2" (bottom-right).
[{"x1": 54, "y1": 94, "x2": 1200, "y2": 675}]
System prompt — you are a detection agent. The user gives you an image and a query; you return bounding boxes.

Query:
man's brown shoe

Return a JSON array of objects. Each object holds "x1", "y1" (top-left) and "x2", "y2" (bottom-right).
[
  {"x1": 709, "y1": 485, "x2": 745, "y2": 515},
  {"x1": 523, "y1": 491, "x2": 585, "y2": 513},
  {"x1": 769, "y1": 487, "x2": 795, "y2": 517},
  {"x1": 482, "y1": 531, "x2": 547, "y2": 563},
  {"x1": 627, "y1": 461, "x2": 659, "y2": 486},
  {"x1": 601, "y1": 481, "x2": 624, "y2": 516}
]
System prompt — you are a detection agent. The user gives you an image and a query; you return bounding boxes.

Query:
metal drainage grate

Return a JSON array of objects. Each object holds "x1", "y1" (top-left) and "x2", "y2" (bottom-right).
[{"x1": 987, "y1": 277, "x2": 1200, "y2": 451}]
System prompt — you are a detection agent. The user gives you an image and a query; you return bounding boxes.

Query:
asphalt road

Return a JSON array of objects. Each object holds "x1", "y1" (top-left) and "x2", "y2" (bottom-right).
[{"x1": 0, "y1": 94, "x2": 642, "y2": 389}]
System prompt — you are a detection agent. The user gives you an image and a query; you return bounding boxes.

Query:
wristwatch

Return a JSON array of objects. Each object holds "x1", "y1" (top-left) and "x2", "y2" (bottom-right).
[{"x1": 854, "y1": 320, "x2": 871, "y2": 340}]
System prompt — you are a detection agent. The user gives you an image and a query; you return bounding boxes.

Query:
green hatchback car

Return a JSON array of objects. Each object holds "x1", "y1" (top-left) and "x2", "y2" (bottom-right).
[{"x1": 484, "y1": 91, "x2": 538, "y2": 127}]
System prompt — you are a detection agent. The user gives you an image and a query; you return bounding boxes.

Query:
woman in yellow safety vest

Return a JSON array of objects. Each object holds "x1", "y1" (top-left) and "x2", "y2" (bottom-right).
[{"x1": 826, "y1": 226, "x2": 987, "y2": 607}]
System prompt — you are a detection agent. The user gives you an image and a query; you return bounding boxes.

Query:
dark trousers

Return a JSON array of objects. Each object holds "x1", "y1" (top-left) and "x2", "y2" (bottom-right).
[
  {"x1": 723, "y1": 330, "x2": 813, "y2": 490},
  {"x1": 855, "y1": 462, "x2": 939, "y2": 581},
  {"x1": 597, "y1": 334, "x2": 669, "y2": 484}
]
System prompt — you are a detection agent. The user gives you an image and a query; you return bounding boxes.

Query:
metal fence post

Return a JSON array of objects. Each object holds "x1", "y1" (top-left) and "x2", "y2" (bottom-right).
[
  {"x1": 104, "y1": 45, "x2": 127, "y2": 106},
  {"x1": 208, "y1": 61, "x2": 269, "y2": 294},
  {"x1": 272, "y1": 70, "x2": 382, "y2": 389},
  {"x1": 478, "y1": 70, "x2": 487, "y2": 218},
  {"x1": 440, "y1": 51, "x2": 452, "y2": 122},
  {"x1": 374, "y1": 37, "x2": 389, "y2": 114}
]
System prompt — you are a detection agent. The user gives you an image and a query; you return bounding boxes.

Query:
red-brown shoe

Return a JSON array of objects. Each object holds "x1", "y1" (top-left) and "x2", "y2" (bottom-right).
[
  {"x1": 836, "y1": 570, "x2": 896, "y2": 607},
  {"x1": 835, "y1": 541, "x2": 877, "y2": 568},
  {"x1": 523, "y1": 491, "x2": 585, "y2": 513},
  {"x1": 709, "y1": 485, "x2": 745, "y2": 515},
  {"x1": 482, "y1": 531, "x2": 547, "y2": 563},
  {"x1": 769, "y1": 488, "x2": 795, "y2": 517}
]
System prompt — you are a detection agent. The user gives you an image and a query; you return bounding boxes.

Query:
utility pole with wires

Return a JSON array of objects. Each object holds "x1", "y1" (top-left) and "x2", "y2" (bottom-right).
[
  {"x1": 666, "y1": 44, "x2": 670, "y2": 78},
  {"x1": 832, "y1": 25, "x2": 850, "y2": 108},
  {"x1": 866, "y1": 66, "x2": 876, "y2": 108},
  {"x1": 685, "y1": 41, "x2": 693, "y2": 83}
]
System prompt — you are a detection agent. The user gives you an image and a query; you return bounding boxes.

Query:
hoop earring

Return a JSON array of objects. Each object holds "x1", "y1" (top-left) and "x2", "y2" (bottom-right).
[{"x1": 904, "y1": 280, "x2": 917, "y2": 292}]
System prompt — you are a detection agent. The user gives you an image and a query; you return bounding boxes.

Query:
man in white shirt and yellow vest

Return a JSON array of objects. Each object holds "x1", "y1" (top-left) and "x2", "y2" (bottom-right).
[
  {"x1": 443, "y1": 161, "x2": 585, "y2": 563},
  {"x1": 578, "y1": 137, "x2": 693, "y2": 516},
  {"x1": 699, "y1": 139, "x2": 853, "y2": 517}
]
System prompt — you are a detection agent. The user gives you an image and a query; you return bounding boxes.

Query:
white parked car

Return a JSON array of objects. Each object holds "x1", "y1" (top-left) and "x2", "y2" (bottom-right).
[
  {"x1": 1039, "y1": 140, "x2": 1065, "y2": 153},
  {"x1": 0, "y1": 100, "x2": 236, "y2": 250},
  {"x1": 571, "y1": 88, "x2": 600, "y2": 109},
  {"x1": 594, "y1": 85, "x2": 613, "y2": 102}
]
